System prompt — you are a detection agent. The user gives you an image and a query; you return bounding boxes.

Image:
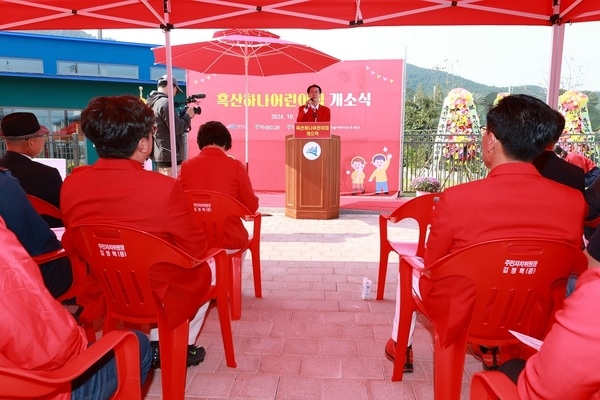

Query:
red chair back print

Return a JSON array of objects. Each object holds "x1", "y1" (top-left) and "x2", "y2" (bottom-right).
[
  {"x1": 185, "y1": 189, "x2": 262, "y2": 320},
  {"x1": 377, "y1": 193, "x2": 438, "y2": 300},
  {"x1": 393, "y1": 238, "x2": 586, "y2": 400}
]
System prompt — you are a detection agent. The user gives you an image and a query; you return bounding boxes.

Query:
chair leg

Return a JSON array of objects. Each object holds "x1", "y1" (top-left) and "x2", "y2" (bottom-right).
[
  {"x1": 230, "y1": 255, "x2": 243, "y2": 320},
  {"x1": 249, "y1": 245, "x2": 262, "y2": 299},
  {"x1": 377, "y1": 246, "x2": 391, "y2": 300},
  {"x1": 433, "y1": 333, "x2": 469, "y2": 400},
  {"x1": 157, "y1": 320, "x2": 189, "y2": 400},
  {"x1": 392, "y1": 257, "x2": 417, "y2": 381},
  {"x1": 216, "y1": 280, "x2": 237, "y2": 368}
]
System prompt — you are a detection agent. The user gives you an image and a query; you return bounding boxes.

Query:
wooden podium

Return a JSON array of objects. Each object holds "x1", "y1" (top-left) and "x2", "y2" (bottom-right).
[{"x1": 285, "y1": 124, "x2": 340, "y2": 219}]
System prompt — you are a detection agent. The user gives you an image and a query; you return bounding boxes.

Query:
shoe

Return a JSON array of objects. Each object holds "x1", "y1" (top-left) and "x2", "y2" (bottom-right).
[
  {"x1": 361, "y1": 189, "x2": 366, "y2": 194},
  {"x1": 186, "y1": 344, "x2": 206, "y2": 367},
  {"x1": 384, "y1": 338, "x2": 414, "y2": 373},
  {"x1": 150, "y1": 341, "x2": 160, "y2": 369},
  {"x1": 149, "y1": 341, "x2": 207, "y2": 369},
  {"x1": 471, "y1": 345, "x2": 501, "y2": 371}
]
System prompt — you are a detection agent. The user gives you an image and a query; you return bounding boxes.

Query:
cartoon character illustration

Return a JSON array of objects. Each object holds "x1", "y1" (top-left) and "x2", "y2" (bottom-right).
[
  {"x1": 368, "y1": 153, "x2": 392, "y2": 194},
  {"x1": 349, "y1": 156, "x2": 366, "y2": 195}
]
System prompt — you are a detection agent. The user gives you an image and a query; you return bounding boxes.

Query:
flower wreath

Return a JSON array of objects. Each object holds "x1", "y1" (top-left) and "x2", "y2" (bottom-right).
[{"x1": 436, "y1": 88, "x2": 481, "y2": 162}]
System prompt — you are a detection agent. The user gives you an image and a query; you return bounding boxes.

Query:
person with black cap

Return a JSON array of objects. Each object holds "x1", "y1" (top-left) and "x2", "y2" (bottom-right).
[
  {"x1": 146, "y1": 75, "x2": 197, "y2": 176},
  {"x1": 0, "y1": 112, "x2": 63, "y2": 227}
]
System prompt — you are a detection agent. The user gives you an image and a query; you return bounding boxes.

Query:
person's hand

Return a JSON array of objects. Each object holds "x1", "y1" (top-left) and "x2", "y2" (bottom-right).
[{"x1": 186, "y1": 107, "x2": 195, "y2": 119}]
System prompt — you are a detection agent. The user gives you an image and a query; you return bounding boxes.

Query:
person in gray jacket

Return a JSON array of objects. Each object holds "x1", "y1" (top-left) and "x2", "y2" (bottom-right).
[{"x1": 146, "y1": 75, "x2": 197, "y2": 176}]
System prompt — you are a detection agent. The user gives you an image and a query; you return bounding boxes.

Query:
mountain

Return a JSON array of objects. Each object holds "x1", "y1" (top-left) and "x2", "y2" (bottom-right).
[
  {"x1": 405, "y1": 63, "x2": 547, "y2": 100},
  {"x1": 10, "y1": 30, "x2": 600, "y2": 129}
]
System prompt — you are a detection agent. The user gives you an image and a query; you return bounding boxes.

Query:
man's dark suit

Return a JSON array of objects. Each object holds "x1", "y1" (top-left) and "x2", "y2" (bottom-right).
[
  {"x1": 0, "y1": 151, "x2": 63, "y2": 227},
  {"x1": 532, "y1": 150, "x2": 585, "y2": 195}
]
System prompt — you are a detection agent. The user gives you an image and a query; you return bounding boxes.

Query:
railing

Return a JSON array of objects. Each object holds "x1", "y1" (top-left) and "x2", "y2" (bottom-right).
[
  {"x1": 400, "y1": 130, "x2": 600, "y2": 193},
  {"x1": 0, "y1": 133, "x2": 85, "y2": 173},
  {"x1": 3, "y1": 130, "x2": 600, "y2": 192}
]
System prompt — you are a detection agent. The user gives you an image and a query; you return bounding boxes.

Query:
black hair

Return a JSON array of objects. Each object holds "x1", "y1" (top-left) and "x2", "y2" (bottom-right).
[
  {"x1": 196, "y1": 121, "x2": 232, "y2": 151},
  {"x1": 80, "y1": 95, "x2": 155, "y2": 159},
  {"x1": 306, "y1": 84, "x2": 322, "y2": 94},
  {"x1": 554, "y1": 144, "x2": 567, "y2": 157},
  {"x1": 486, "y1": 94, "x2": 562, "y2": 162},
  {"x1": 550, "y1": 109, "x2": 566, "y2": 142}
]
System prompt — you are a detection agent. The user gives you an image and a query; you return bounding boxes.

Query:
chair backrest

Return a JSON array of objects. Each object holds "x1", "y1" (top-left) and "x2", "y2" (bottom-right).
[
  {"x1": 26, "y1": 194, "x2": 62, "y2": 220},
  {"x1": 62, "y1": 224, "x2": 208, "y2": 327},
  {"x1": 185, "y1": 189, "x2": 255, "y2": 249},
  {"x1": 421, "y1": 238, "x2": 586, "y2": 346},
  {"x1": 388, "y1": 193, "x2": 438, "y2": 256}
]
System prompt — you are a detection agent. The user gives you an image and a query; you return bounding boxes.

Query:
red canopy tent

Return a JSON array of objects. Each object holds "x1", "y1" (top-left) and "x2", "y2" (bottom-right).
[{"x1": 1, "y1": 0, "x2": 599, "y2": 173}]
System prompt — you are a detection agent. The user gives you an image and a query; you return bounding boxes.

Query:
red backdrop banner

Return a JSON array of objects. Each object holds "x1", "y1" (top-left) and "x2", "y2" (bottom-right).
[{"x1": 187, "y1": 59, "x2": 404, "y2": 193}]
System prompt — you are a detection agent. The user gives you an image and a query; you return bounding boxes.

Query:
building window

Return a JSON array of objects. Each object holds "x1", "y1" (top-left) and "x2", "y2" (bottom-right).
[
  {"x1": 57, "y1": 61, "x2": 138, "y2": 79},
  {"x1": 0, "y1": 57, "x2": 43, "y2": 73},
  {"x1": 150, "y1": 66, "x2": 186, "y2": 82}
]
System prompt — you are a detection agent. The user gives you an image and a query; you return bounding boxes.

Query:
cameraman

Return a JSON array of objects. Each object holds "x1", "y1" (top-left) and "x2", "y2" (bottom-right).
[{"x1": 147, "y1": 75, "x2": 196, "y2": 176}]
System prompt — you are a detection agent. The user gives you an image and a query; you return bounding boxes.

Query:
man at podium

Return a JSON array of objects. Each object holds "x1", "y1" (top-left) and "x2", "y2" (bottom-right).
[{"x1": 297, "y1": 84, "x2": 331, "y2": 122}]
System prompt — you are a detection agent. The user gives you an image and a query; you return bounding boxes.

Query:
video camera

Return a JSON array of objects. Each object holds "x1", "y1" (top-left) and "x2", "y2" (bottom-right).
[{"x1": 175, "y1": 93, "x2": 206, "y2": 116}]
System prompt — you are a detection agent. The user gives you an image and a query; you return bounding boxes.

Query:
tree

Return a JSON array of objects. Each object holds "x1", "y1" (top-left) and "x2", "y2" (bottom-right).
[{"x1": 404, "y1": 86, "x2": 443, "y2": 131}]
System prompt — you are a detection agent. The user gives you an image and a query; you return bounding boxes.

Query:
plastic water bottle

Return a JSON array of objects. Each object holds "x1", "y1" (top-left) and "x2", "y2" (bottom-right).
[{"x1": 362, "y1": 277, "x2": 372, "y2": 300}]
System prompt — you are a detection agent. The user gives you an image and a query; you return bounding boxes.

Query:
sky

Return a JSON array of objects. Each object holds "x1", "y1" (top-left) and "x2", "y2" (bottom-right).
[{"x1": 85, "y1": 22, "x2": 600, "y2": 91}]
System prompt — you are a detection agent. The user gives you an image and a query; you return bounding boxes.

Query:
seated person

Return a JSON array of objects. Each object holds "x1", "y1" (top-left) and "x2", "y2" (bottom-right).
[
  {"x1": 0, "y1": 112, "x2": 63, "y2": 227},
  {"x1": 532, "y1": 111, "x2": 585, "y2": 195},
  {"x1": 0, "y1": 166, "x2": 72, "y2": 298},
  {"x1": 385, "y1": 95, "x2": 586, "y2": 373},
  {"x1": 61, "y1": 94, "x2": 211, "y2": 369},
  {"x1": 555, "y1": 145, "x2": 600, "y2": 187},
  {"x1": 0, "y1": 216, "x2": 151, "y2": 400},
  {"x1": 584, "y1": 176, "x2": 600, "y2": 239},
  {"x1": 179, "y1": 121, "x2": 259, "y2": 249},
  {"x1": 492, "y1": 229, "x2": 600, "y2": 399}
]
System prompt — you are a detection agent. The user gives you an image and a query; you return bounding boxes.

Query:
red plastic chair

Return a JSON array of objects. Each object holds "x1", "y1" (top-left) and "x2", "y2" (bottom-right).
[
  {"x1": 0, "y1": 330, "x2": 142, "y2": 399},
  {"x1": 377, "y1": 193, "x2": 439, "y2": 300},
  {"x1": 31, "y1": 247, "x2": 87, "y2": 303},
  {"x1": 185, "y1": 189, "x2": 262, "y2": 320},
  {"x1": 584, "y1": 216, "x2": 600, "y2": 228},
  {"x1": 393, "y1": 238, "x2": 586, "y2": 400},
  {"x1": 26, "y1": 195, "x2": 86, "y2": 303},
  {"x1": 26, "y1": 194, "x2": 62, "y2": 220},
  {"x1": 470, "y1": 371, "x2": 519, "y2": 399},
  {"x1": 62, "y1": 224, "x2": 236, "y2": 400}
]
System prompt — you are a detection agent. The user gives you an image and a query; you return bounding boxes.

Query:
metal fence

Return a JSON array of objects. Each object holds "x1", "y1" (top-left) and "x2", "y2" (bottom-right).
[
  {"x1": 3, "y1": 130, "x2": 600, "y2": 192},
  {"x1": 400, "y1": 130, "x2": 600, "y2": 193},
  {"x1": 0, "y1": 133, "x2": 85, "y2": 173}
]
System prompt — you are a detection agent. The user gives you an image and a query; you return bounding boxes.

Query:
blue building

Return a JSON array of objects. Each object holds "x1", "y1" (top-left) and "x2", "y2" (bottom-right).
[{"x1": 0, "y1": 31, "x2": 186, "y2": 163}]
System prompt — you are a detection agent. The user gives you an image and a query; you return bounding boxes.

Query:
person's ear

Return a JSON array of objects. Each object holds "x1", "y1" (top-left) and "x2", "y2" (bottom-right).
[{"x1": 137, "y1": 136, "x2": 152, "y2": 156}]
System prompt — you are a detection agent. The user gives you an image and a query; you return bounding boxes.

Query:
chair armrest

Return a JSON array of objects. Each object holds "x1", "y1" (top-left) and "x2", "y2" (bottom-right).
[
  {"x1": 0, "y1": 331, "x2": 141, "y2": 398},
  {"x1": 401, "y1": 256, "x2": 425, "y2": 272},
  {"x1": 380, "y1": 213, "x2": 393, "y2": 223},
  {"x1": 470, "y1": 371, "x2": 519, "y2": 399},
  {"x1": 32, "y1": 248, "x2": 67, "y2": 265},
  {"x1": 250, "y1": 213, "x2": 261, "y2": 241}
]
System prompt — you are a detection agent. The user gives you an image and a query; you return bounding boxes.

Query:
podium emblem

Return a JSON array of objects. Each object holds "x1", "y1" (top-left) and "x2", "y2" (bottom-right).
[{"x1": 303, "y1": 141, "x2": 321, "y2": 160}]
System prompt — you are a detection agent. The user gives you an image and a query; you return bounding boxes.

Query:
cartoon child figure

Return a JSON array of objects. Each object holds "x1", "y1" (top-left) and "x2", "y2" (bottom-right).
[
  {"x1": 349, "y1": 156, "x2": 367, "y2": 195},
  {"x1": 368, "y1": 153, "x2": 392, "y2": 194}
]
